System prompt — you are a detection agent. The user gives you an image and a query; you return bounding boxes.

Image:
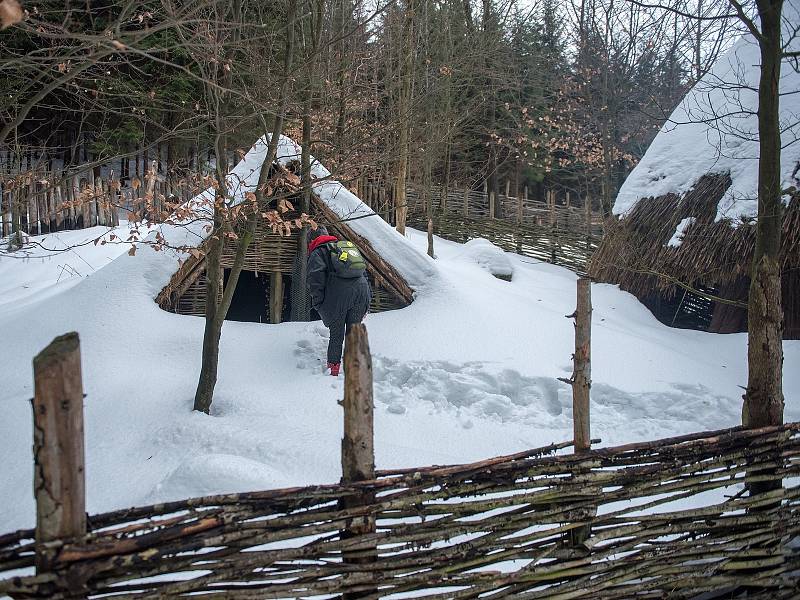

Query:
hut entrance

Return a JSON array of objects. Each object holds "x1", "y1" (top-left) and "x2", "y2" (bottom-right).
[
  {"x1": 156, "y1": 200, "x2": 414, "y2": 323},
  {"x1": 641, "y1": 285, "x2": 716, "y2": 332},
  {"x1": 224, "y1": 269, "x2": 269, "y2": 323},
  {"x1": 223, "y1": 269, "x2": 291, "y2": 324}
]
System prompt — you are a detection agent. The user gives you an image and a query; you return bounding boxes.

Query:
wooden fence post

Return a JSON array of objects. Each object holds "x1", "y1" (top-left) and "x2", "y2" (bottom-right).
[
  {"x1": 270, "y1": 273, "x2": 283, "y2": 324},
  {"x1": 571, "y1": 278, "x2": 591, "y2": 452},
  {"x1": 559, "y1": 278, "x2": 593, "y2": 548},
  {"x1": 489, "y1": 191, "x2": 495, "y2": 220},
  {"x1": 1, "y1": 189, "x2": 7, "y2": 238},
  {"x1": 33, "y1": 332, "x2": 86, "y2": 573},
  {"x1": 145, "y1": 160, "x2": 157, "y2": 221},
  {"x1": 463, "y1": 187, "x2": 469, "y2": 217},
  {"x1": 340, "y1": 323, "x2": 376, "y2": 598},
  {"x1": 549, "y1": 190, "x2": 557, "y2": 264}
]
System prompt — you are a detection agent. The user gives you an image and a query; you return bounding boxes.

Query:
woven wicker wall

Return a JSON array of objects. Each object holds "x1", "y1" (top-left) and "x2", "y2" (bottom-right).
[{"x1": 165, "y1": 219, "x2": 409, "y2": 321}]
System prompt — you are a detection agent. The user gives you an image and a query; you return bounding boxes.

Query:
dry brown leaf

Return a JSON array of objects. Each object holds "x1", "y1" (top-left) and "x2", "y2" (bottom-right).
[{"x1": 0, "y1": 0, "x2": 23, "y2": 29}]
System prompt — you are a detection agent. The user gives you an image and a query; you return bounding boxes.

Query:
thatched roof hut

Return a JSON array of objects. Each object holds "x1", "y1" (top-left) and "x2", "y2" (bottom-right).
[
  {"x1": 589, "y1": 7, "x2": 800, "y2": 339},
  {"x1": 590, "y1": 177, "x2": 800, "y2": 338},
  {"x1": 155, "y1": 136, "x2": 433, "y2": 323}
]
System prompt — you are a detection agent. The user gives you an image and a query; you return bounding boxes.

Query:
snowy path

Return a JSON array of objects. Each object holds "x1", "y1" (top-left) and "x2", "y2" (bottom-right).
[{"x1": 0, "y1": 225, "x2": 797, "y2": 534}]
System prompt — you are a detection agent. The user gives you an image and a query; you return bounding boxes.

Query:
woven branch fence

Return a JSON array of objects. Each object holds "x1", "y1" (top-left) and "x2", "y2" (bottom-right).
[
  {"x1": 356, "y1": 180, "x2": 606, "y2": 273},
  {"x1": 0, "y1": 162, "x2": 194, "y2": 237},
  {"x1": 1, "y1": 423, "x2": 798, "y2": 599}
]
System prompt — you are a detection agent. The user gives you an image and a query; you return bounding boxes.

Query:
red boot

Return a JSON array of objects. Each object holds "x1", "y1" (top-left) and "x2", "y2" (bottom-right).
[{"x1": 327, "y1": 362, "x2": 341, "y2": 376}]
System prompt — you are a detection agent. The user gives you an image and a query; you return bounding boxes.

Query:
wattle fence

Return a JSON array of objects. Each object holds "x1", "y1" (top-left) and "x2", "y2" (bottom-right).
[
  {"x1": 1, "y1": 424, "x2": 798, "y2": 598},
  {"x1": 0, "y1": 162, "x2": 194, "y2": 238},
  {"x1": 356, "y1": 180, "x2": 605, "y2": 274},
  {"x1": 0, "y1": 326, "x2": 798, "y2": 599}
]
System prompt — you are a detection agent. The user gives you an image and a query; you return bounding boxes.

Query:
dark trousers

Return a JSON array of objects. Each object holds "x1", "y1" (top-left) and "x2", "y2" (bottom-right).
[{"x1": 327, "y1": 304, "x2": 367, "y2": 364}]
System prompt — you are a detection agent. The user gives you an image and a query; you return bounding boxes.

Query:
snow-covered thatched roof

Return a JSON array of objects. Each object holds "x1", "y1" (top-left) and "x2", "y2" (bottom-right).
[
  {"x1": 201, "y1": 135, "x2": 437, "y2": 294},
  {"x1": 614, "y1": 0, "x2": 800, "y2": 222}
]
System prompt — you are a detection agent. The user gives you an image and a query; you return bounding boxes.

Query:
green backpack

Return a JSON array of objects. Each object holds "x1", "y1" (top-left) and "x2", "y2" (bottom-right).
[{"x1": 326, "y1": 240, "x2": 367, "y2": 278}]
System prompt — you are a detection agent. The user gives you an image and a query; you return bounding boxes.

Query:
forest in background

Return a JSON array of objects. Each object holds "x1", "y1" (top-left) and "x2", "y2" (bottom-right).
[{"x1": 0, "y1": 0, "x2": 740, "y2": 219}]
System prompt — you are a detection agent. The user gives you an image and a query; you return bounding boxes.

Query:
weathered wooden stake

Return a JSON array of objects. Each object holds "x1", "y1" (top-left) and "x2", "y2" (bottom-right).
[
  {"x1": 427, "y1": 217, "x2": 435, "y2": 258},
  {"x1": 145, "y1": 160, "x2": 157, "y2": 220},
  {"x1": 270, "y1": 272, "x2": 283, "y2": 324},
  {"x1": 549, "y1": 190, "x2": 557, "y2": 264},
  {"x1": 557, "y1": 279, "x2": 594, "y2": 548},
  {"x1": 33, "y1": 332, "x2": 86, "y2": 573},
  {"x1": 340, "y1": 324, "x2": 376, "y2": 598},
  {"x1": 571, "y1": 277, "x2": 591, "y2": 452}
]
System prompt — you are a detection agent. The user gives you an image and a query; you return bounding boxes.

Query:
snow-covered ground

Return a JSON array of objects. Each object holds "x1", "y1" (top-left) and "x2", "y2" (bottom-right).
[{"x1": 0, "y1": 224, "x2": 798, "y2": 534}]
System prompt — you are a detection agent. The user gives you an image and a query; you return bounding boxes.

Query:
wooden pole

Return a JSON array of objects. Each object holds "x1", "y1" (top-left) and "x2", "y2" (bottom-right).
[
  {"x1": 145, "y1": 160, "x2": 157, "y2": 221},
  {"x1": 0, "y1": 189, "x2": 7, "y2": 237},
  {"x1": 489, "y1": 191, "x2": 495, "y2": 220},
  {"x1": 54, "y1": 184, "x2": 63, "y2": 231},
  {"x1": 549, "y1": 191, "x2": 557, "y2": 264},
  {"x1": 270, "y1": 272, "x2": 283, "y2": 324},
  {"x1": 96, "y1": 178, "x2": 106, "y2": 227},
  {"x1": 558, "y1": 278, "x2": 593, "y2": 548},
  {"x1": 80, "y1": 180, "x2": 91, "y2": 228},
  {"x1": 463, "y1": 187, "x2": 469, "y2": 217},
  {"x1": 572, "y1": 278, "x2": 591, "y2": 452},
  {"x1": 340, "y1": 324, "x2": 376, "y2": 598},
  {"x1": 33, "y1": 332, "x2": 86, "y2": 573}
]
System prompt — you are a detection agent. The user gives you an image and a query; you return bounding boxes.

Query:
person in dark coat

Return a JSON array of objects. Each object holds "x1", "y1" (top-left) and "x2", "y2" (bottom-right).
[{"x1": 307, "y1": 226, "x2": 371, "y2": 376}]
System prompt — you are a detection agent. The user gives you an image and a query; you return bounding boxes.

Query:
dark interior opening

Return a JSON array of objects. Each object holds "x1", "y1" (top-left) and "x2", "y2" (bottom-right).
[
  {"x1": 219, "y1": 269, "x2": 396, "y2": 324},
  {"x1": 223, "y1": 269, "x2": 269, "y2": 323},
  {"x1": 641, "y1": 285, "x2": 716, "y2": 332}
]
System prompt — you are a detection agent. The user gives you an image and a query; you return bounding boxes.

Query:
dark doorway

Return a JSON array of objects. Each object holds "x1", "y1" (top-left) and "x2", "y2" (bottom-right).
[
  {"x1": 641, "y1": 285, "x2": 716, "y2": 332},
  {"x1": 223, "y1": 269, "x2": 269, "y2": 322}
]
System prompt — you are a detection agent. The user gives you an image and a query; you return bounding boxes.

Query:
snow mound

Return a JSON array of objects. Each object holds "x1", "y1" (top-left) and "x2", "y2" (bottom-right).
[
  {"x1": 614, "y1": 0, "x2": 800, "y2": 222},
  {"x1": 154, "y1": 453, "x2": 289, "y2": 499},
  {"x1": 457, "y1": 238, "x2": 513, "y2": 280}
]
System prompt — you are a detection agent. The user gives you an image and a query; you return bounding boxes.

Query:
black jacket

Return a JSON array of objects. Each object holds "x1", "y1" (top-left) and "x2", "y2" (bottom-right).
[{"x1": 307, "y1": 238, "x2": 371, "y2": 325}]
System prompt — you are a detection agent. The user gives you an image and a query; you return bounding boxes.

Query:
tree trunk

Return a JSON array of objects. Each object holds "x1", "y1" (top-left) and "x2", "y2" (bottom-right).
[
  {"x1": 395, "y1": 0, "x2": 415, "y2": 235},
  {"x1": 292, "y1": 111, "x2": 313, "y2": 322},
  {"x1": 291, "y1": 0, "x2": 323, "y2": 322},
  {"x1": 194, "y1": 207, "x2": 224, "y2": 414},
  {"x1": 194, "y1": 211, "x2": 257, "y2": 413},
  {"x1": 743, "y1": 0, "x2": 784, "y2": 430}
]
